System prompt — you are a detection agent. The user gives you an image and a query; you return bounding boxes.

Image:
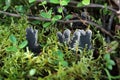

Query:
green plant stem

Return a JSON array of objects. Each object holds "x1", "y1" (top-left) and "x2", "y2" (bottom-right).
[
  {"x1": 104, "y1": 68, "x2": 112, "y2": 80},
  {"x1": 104, "y1": 68, "x2": 120, "y2": 80}
]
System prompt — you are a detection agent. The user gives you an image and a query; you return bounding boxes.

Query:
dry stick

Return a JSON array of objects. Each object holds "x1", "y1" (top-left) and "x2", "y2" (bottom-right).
[
  {"x1": 85, "y1": 21, "x2": 114, "y2": 39},
  {"x1": 0, "y1": 10, "x2": 114, "y2": 39},
  {"x1": 68, "y1": 4, "x2": 118, "y2": 15},
  {"x1": 83, "y1": 4, "x2": 118, "y2": 14},
  {"x1": 111, "y1": 0, "x2": 120, "y2": 9},
  {"x1": 36, "y1": 0, "x2": 119, "y2": 15},
  {"x1": 107, "y1": 13, "x2": 115, "y2": 42},
  {"x1": 0, "y1": 10, "x2": 20, "y2": 17}
]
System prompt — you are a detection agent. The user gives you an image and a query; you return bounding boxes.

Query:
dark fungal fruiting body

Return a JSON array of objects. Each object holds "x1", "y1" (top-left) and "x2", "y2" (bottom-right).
[{"x1": 26, "y1": 27, "x2": 41, "y2": 55}]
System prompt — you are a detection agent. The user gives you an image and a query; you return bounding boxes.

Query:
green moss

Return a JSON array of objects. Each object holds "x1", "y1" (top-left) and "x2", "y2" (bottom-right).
[{"x1": 0, "y1": 18, "x2": 120, "y2": 80}]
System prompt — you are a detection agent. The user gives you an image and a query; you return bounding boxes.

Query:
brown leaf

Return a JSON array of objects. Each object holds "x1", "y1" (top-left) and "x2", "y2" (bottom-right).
[{"x1": 115, "y1": 24, "x2": 120, "y2": 32}]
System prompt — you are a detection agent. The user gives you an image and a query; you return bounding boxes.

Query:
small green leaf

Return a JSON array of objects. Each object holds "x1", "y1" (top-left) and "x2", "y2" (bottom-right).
[
  {"x1": 18, "y1": 40, "x2": 28, "y2": 49},
  {"x1": 82, "y1": 0, "x2": 90, "y2": 5},
  {"x1": 3, "y1": 6, "x2": 9, "y2": 11},
  {"x1": 40, "y1": 11, "x2": 51, "y2": 19},
  {"x1": 15, "y1": 5, "x2": 25, "y2": 13},
  {"x1": 65, "y1": 0, "x2": 70, "y2": 3},
  {"x1": 6, "y1": 46, "x2": 18, "y2": 52},
  {"x1": 9, "y1": 34, "x2": 17, "y2": 44},
  {"x1": 52, "y1": 15, "x2": 62, "y2": 21},
  {"x1": 31, "y1": 20, "x2": 40, "y2": 25},
  {"x1": 60, "y1": 0, "x2": 70, "y2": 6},
  {"x1": 29, "y1": 69, "x2": 36, "y2": 76},
  {"x1": 61, "y1": 61, "x2": 68, "y2": 67},
  {"x1": 58, "y1": 7, "x2": 63, "y2": 13},
  {"x1": 48, "y1": 9, "x2": 52, "y2": 15},
  {"x1": 110, "y1": 41, "x2": 119, "y2": 50},
  {"x1": 109, "y1": 60, "x2": 115, "y2": 66},
  {"x1": 107, "y1": 65, "x2": 113, "y2": 70},
  {"x1": 40, "y1": 12, "x2": 46, "y2": 18},
  {"x1": 57, "y1": 50, "x2": 64, "y2": 60},
  {"x1": 39, "y1": 1, "x2": 47, "y2": 5},
  {"x1": 29, "y1": 0, "x2": 36, "y2": 3},
  {"x1": 50, "y1": 0, "x2": 59, "y2": 4},
  {"x1": 77, "y1": 2, "x2": 84, "y2": 7},
  {"x1": 57, "y1": 50, "x2": 64, "y2": 56},
  {"x1": 53, "y1": 50, "x2": 64, "y2": 60},
  {"x1": 103, "y1": 4, "x2": 108, "y2": 15},
  {"x1": 65, "y1": 14, "x2": 73, "y2": 19},
  {"x1": 5, "y1": 0, "x2": 11, "y2": 7},
  {"x1": 104, "y1": 54, "x2": 110, "y2": 61},
  {"x1": 43, "y1": 22, "x2": 51, "y2": 28},
  {"x1": 60, "y1": 1, "x2": 68, "y2": 6}
]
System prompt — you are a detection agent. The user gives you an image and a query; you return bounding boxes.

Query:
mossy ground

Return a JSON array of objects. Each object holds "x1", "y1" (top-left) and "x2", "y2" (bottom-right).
[{"x1": 0, "y1": 18, "x2": 120, "y2": 80}]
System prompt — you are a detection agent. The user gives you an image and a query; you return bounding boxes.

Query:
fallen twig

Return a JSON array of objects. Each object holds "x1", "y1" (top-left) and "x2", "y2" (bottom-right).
[
  {"x1": 36, "y1": 0, "x2": 119, "y2": 15},
  {"x1": 0, "y1": 10, "x2": 114, "y2": 39}
]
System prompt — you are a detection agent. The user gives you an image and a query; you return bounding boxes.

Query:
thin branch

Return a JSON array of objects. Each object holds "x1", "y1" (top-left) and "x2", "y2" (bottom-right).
[
  {"x1": 0, "y1": 10, "x2": 114, "y2": 39},
  {"x1": 36, "y1": 0, "x2": 119, "y2": 15},
  {"x1": 83, "y1": 4, "x2": 118, "y2": 14},
  {"x1": 106, "y1": 13, "x2": 115, "y2": 42},
  {"x1": 111, "y1": 0, "x2": 120, "y2": 9},
  {"x1": 0, "y1": 10, "x2": 20, "y2": 17},
  {"x1": 108, "y1": 13, "x2": 115, "y2": 31},
  {"x1": 86, "y1": 21, "x2": 114, "y2": 39}
]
